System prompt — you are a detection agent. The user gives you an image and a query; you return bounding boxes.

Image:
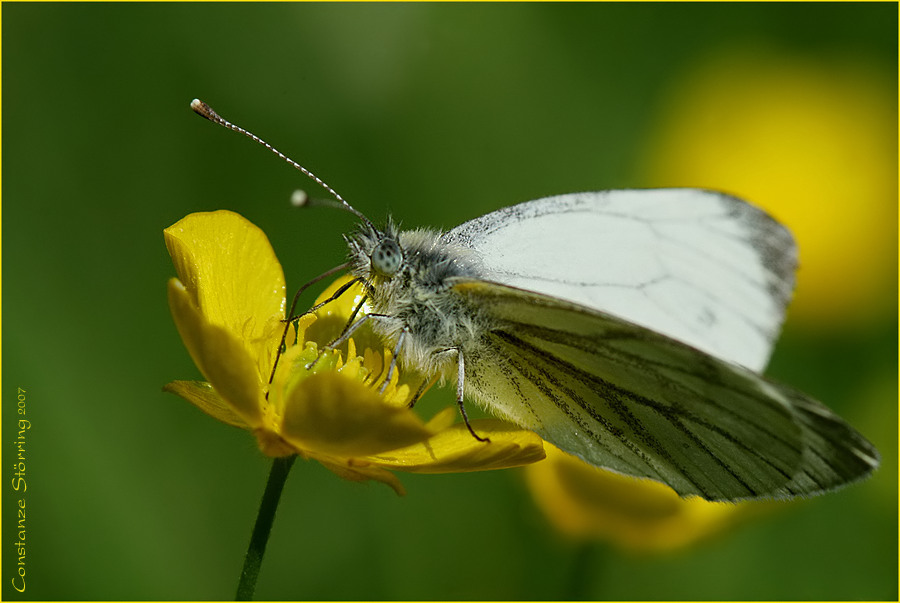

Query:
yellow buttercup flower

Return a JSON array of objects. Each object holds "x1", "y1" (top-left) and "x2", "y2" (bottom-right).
[
  {"x1": 163, "y1": 210, "x2": 544, "y2": 495},
  {"x1": 526, "y1": 444, "x2": 741, "y2": 553}
]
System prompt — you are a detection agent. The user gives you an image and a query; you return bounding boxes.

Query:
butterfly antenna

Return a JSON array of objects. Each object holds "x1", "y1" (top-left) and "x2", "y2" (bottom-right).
[{"x1": 190, "y1": 99, "x2": 375, "y2": 230}]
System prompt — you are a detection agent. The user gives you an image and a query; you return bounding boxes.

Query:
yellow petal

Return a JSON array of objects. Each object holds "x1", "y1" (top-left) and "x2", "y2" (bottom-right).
[
  {"x1": 163, "y1": 380, "x2": 251, "y2": 430},
  {"x1": 253, "y1": 428, "x2": 298, "y2": 458},
  {"x1": 425, "y1": 406, "x2": 458, "y2": 431},
  {"x1": 525, "y1": 443, "x2": 738, "y2": 551},
  {"x1": 164, "y1": 210, "x2": 286, "y2": 374},
  {"x1": 280, "y1": 372, "x2": 435, "y2": 457},
  {"x1": 316, "y1": 456, "x2": 406, "y2": 496},
  {"x1": 366, "y1": 419, "x2": 545, "y2": 473},
  {"x1": 167, "y1": 278, "x2": 263, "y2": 427}
]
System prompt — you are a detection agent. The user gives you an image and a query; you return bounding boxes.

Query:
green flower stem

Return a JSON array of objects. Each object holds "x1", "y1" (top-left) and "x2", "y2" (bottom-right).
[
  {"x1": 236, "y1": 455, "x2": 297, "y2": 601},
  {"x1": 566, "y1": 542, "x2": 603, "y2": 600}
]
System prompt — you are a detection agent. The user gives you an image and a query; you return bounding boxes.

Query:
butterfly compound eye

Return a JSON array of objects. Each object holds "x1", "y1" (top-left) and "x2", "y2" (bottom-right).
[{"x1": 371, "y1": 239, "x2": 403, "y2": 277}]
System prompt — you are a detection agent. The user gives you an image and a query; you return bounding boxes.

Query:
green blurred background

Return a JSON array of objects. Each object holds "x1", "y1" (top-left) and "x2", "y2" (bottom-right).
[{"x1": 3, "y1": 2, "x2": 896, "y2": 600}]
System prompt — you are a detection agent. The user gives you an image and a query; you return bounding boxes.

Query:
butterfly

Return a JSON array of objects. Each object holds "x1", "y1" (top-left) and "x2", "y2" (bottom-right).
[{"x1": 192, "y1": 99, "x2": 879, "y2": 502}]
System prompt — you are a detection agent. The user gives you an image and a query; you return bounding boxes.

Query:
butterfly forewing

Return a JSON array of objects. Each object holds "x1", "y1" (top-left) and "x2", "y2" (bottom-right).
[
  {"x1": 776, "y1": 387, "x2": 881, "y2": 494},
  {"x1": 452, "y1": 279, "x2": 878, "y2": 501},
  {"x1": 443, "y1": 189, "x2": 796, "y2": 373}
]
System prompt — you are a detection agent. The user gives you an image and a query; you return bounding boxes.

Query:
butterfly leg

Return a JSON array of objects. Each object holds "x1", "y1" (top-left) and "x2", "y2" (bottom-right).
[
  {"x1": 456, "y1": 350, "x2": 490, "y2": 443},
  {"x1": 378, "y1": 326, "x2": 408, "y2": 395},
  {"x1": 304, "y1": 313, "x2": 374, "y2": 370},
  {"x1": 267, "y1": 266, "x2": 356, "y2": 388},
  {"x1": 407, "y1": 377, "x2": 432, "y2": 409}
]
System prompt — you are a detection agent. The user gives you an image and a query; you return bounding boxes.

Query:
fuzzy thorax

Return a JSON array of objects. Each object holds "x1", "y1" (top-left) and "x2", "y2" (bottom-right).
[{"x1": 346, "y1": 219, "x2": 491, "y2": 377}]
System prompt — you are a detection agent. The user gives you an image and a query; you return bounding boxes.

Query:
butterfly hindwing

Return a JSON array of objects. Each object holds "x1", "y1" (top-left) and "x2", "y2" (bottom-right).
[{"x1": 452, "y1": 279, "x2": 878, "y2": 501}]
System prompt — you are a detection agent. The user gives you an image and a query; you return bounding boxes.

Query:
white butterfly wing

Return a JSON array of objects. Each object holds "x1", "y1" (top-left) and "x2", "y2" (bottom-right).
[
  {"x1": 451, "y1": 280, "x2": 879, "y2": 501},
  {"x1": 442, "y1": 189, "x2": 796, "y2": 373}
]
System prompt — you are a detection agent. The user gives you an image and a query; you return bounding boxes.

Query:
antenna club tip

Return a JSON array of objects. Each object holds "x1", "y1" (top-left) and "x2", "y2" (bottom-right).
[
  {"x1": 291, "y1": 189, "x2": 310, "y2": 208},
  {"x1": 190, "y1": 98, "x2": 217, "y2": 121}
]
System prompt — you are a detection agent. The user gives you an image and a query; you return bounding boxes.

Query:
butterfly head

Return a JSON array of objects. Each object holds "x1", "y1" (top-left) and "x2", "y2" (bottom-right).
[{"x1": 346, "y1": 218, "x2": 406, "y2": 283}]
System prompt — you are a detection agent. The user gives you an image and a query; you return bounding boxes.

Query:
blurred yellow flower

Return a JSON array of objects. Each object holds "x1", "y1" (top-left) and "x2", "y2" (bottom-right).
[
  {"x1": 163, "y1": 210, "x2": 544, "y2": 495},
  {"x1": 525, "y1": 444, "x2": 741, "y2": 553},
  {"x1": 640, "y1": 48, "x2": 896, "y2": 326}
]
